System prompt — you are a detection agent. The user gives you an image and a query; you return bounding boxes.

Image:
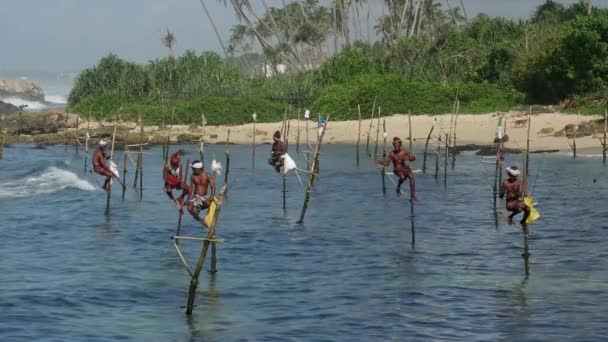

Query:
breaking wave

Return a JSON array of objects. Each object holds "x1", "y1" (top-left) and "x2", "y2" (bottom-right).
[{"x1": 0, "y1": 166, "x2": 96, "y2": 198}]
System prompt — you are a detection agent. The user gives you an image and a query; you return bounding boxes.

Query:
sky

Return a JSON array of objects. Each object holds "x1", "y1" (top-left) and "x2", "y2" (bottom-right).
[{"x1": 1, "y1": 0, "x2": 607, "y2": 72}]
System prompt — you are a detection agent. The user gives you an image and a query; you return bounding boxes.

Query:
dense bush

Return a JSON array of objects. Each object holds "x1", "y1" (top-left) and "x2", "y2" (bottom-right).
[
  {"x1": 313, "y1": 74, "x2": 524, "y2": 119},
  {"x1": 70, "y1": 92, "x2": 287, "y2": 125}
]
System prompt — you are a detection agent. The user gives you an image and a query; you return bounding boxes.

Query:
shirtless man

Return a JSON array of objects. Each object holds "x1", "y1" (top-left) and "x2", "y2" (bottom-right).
[
  {"x1": 92, "y1": 140, "x2": 113, "y2": 191},
  {"x1": 163, "y1": 152, "x2": 189, "y2": 212},
  {"x1": 499, "y1": 166, "x2": 530, "y2": 228},
  {"x1": 187, "y1": 160, "x2": 216, "y2": 229},
  {"x1": 377, "y1": 137, "x2": 417, "y2": 200},
  {"x1": 268, "y1": 130, "x2": 287, "y2": 173}
]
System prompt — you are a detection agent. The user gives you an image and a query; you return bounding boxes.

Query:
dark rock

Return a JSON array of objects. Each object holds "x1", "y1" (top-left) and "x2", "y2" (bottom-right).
[
  {"x1": 0, "y1": 100, "x2": 19, "y2": 115},
  {"x1": 530, "y1": 149, "x2": 560, "y2": 154},
  {"x1": 475, "y1": 146, "x2": 522, "y2": 156}
]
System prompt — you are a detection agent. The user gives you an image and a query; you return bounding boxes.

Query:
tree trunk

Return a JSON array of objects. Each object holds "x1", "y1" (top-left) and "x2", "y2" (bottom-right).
[{"x1": 199, "y1": 0, "x2": 229, "y2": 59}]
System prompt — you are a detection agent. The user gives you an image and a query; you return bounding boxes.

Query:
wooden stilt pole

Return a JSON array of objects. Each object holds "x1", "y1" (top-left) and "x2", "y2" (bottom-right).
[
  {"x1": 0, "y1": 117, "x2": 5, "y2": 160},
  {"x1": 186, "y1": 185, "x2": 228, "y2": 315},
  {"x1": 451, "y1": 100, "x2": 459, "y2": 170},
  {"x1": 224, "y1": 129, "x2": 231, "y2": 185},
  {"x1": 297, "y1": 117, "x2": 330, "y2": 224},
  {"x1": 366, "y1": 97, "x2": 377, "y2": 155},
  {"x1": 444, "y1": 134, "x2": 449, "y2": 188},
  {"x1": 139, "y1": 142, "x2": 144, "y2": 201},
  {"x1": 296, "y1": 109, "x2": 301, "y2": 153},
  {"x1": 176, "y1": 159, "x2": 190, "y2": 244},
  {"x1": 210, "y1": 241, "x2": 218, "y2": 274},
  {"x1": 105, "y1": 122, "x2": 117, "y2": 215},
  {"x1": 603, "y1": 109, "x2": 607, "y2": 166},
  {"x1": 523, "y1": 107, "x2": 532, "y2": 193},
  {"x1": 75, "y1": 116, "x2": 79, "y2": 155},
  {"x1": 252, "y1": 113, "x2": 257, "y2": 169},
  {"x1": 64, "y1": 109, "x2": 68, "y2": 152},
  {"x1": 356, "y1": 105, "x2": 362, "y2": 167},
  {"x1": 122, "y1": 149, "x2": 127, "y2": 201},
  {"x1": 410, "y1": 198, "x2": 415, "y2": 248},
  {"x1": 381, "y1": 119, "x2": 387, "y2": 194},
  {"x1": 422, "y1": 118, "x2": 436, "y2": 174},
  {"x1": 84, "y1": 110, "x2": 90, "y2": 173},
  {"x1": 522, "y1": 106, "x2": 532, "y2": 277},
  {"x1": 374, "y1": 107, "x2": 381, "y2": 157},
  {"x1": 408, "y1": 111, "x2": 413, "y2": 151},
  {"x1": 434, "y1": 140, "x2": 440, "y2": 179},
  {"x1": 282, "y1": 175, "x2": 287, "y2": 210}
]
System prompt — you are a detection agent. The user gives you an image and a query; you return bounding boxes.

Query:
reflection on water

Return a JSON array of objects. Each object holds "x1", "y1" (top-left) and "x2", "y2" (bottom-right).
[{"x1": 1, "y1": 144, "x2": 608, "y2": 341}]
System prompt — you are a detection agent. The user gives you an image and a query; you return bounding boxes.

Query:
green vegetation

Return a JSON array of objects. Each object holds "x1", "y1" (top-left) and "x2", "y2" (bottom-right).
[{"x1": 69, "y1": 1, "x2": 608, "y2": 124}]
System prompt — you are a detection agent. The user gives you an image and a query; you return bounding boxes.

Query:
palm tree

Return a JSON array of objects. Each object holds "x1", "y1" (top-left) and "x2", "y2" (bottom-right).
[{"x1": 161, "y1": 29, "x2": 176, "y2": 59}]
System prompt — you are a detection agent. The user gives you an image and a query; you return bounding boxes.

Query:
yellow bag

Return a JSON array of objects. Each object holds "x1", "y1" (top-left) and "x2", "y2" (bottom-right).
[
  {"x1": 203, "y1": 197, "x2": 220, "y2": 228},
  {"x1": 524, "y1": 195, "x2": 541, "y2": 224}
]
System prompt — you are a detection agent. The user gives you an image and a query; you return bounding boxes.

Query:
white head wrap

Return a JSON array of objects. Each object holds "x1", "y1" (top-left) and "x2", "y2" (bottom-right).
[
  {"x1": 191, "y1": 161, "x2": 204, "y2": 169},
  {"x1": 98, "y1": 140, "x2": 108, "y2": 147},
  {"x1": 506, "y1": 166, "x2": 520, "y2": 176}
]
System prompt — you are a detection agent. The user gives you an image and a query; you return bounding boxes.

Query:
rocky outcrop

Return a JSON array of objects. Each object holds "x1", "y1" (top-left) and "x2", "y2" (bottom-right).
[
  {"x1": 0, "y1": 100, "x2": 19, "y2": 115},
  {"x1": 0, "y1": 77, "x2": 44, "y2": 101}
]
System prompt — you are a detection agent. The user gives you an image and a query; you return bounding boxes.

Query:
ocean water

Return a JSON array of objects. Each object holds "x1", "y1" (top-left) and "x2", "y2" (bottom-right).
[{"x1": 1, "y1": 144, "x2": 607, "y2": 341}]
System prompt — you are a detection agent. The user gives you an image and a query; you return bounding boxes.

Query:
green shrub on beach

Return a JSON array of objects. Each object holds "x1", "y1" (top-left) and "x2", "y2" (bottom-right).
[
  {"x1": 70, "y1": 92, "x2": 287, "y2": 125},
  {"x1": 313, "y1": 74, "x2": 524, "y2": 119}
]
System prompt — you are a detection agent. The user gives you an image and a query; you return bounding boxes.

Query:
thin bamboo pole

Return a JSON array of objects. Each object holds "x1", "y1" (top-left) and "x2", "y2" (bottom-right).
[
  {"x1": 603, "y1": 109, "x2": 607, "y2": 166},
  {"x1": 374, "y1": 107, "x2": 381, "y2": 157},
  {"x1": 296, "y1": 109, "x2": 301, "y2": 153},
  {"x1": 444, "y1": 133, "x2": 449, "y2": 188},
  {"x1": 210, "y1": 241, "x2": 218, "y2": 274},
  {"x1": 410, "y1": 198, "x2": 415, "y2": 247},
  {"x1": 434, "y1": 140, "x2": 440, "y2": 179},
  {"x1": 356, "y1": 105, "x2": 362, "y2": 167},
  {"x1": 297, "y1": 117, "x2": 330, "y2": 224},
  {"x1": 224, "y1": 129, "x2": 231, "y2": 185},
  {"x1": 84, "y1": 111, "x2": 90, "y2": 173},
  {"x1": 64, "y1": 110, "x2": 68, "y2": 152},
  {"x1": 282, "y1": 175, "x2": 287, "y2": 210},
  {"x1": 381, "y1": 119, "x2": 387, "y2": 194},
  {"x1": 522, "y1": 107, "x2": 532, "y2": 277},
  {"x1": 122, "y1": 149, "x2": 127, "y2": 201},
  {"x1": 451, "y1": 100, "x2": 460, "y2": 170},
  {"x1": 186, "y1": 185, "x2": 228, "y2": 315},
  {"x1": 105, "y1": 123, "x2": 118, "y2": 215},
  {"x1": 0, "y1": 118, "x2": 5, "y2": 160},
  {"x1": 139, "y1": 142, "x2": 144, "y2": 201},
  {"x1": 366, "y1": 97, "x2": 377, "y2": 155},
  {"x1": 422, "y1": 118, "x2": 436, "y2": 174},
  {"x1": 523, "y1": 107, "x2": 532, "y2": 194},
  {"x1": 75, "y1": 116, "x2": 80, "y2": 155},
  {"x1": 252, "y1": 114, "x2": 256, "y2": 169},
  {"x1": 176, "y1": 159, "x2": 190, "y2": 244},
  {"x1": 408, "y1": 111, "x2": 413, "y2": 151}
]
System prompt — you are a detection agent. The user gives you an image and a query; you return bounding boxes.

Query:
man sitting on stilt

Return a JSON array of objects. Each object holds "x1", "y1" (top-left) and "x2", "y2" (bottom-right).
[
  {"x1": 377, "y1": 137, "x2": 417, "y2": 200},
  {"x1": 268, "y1": 130, "x2": 287, "y2": 173},
  {"x1": 163, "y1": 152, "x2": 189, "y2": 213},
  {"x1": 500, "y1": 166, "x2": 531, "y2": 228},
  {"x1": 187, "y1": 160, "x2": 216, "y2": 229},
  {"x1": 92, "y1": 140, "x2": 112, "y2": 192}
]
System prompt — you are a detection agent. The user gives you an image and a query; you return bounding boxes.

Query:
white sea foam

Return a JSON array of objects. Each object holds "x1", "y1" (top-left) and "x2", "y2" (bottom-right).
[
  {"x1": 1, "y1": 94, "x2": 67, "y2": 111},
  {"x1": 0, "y1": 167, "x2": 96, "y2": 198}
]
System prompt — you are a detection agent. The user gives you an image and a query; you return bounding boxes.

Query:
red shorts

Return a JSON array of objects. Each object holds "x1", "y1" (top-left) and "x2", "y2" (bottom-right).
[
  {"x1": 95, "y1": 166, "x2": 111, "y2": 177},
  {"x1": 166, "y1": 176, "x2": 185, "y2": 189}
]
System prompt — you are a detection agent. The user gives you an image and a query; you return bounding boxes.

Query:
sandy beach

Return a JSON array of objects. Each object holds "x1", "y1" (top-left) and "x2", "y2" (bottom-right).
[
  {"x1": 110, "y1": 111, "x2": 604, "y2": 154},
  {"x1": 10, "y1": 111, "x2": 603, "y2": 154}
]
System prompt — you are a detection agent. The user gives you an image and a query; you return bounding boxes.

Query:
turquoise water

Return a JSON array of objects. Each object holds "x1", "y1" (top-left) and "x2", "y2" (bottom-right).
[{"x1": 1, "y1": 144, "x2": 607, "y2": 341}]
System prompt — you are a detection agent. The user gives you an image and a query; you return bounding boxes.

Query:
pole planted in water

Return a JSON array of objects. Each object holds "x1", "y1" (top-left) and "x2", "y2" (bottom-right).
[{"x1": 297, "y1": 117, "x2": 330, "y2": 224}]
